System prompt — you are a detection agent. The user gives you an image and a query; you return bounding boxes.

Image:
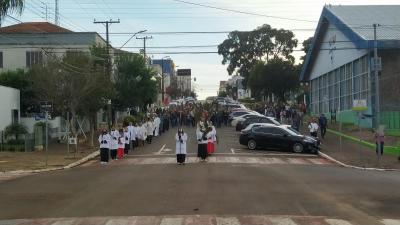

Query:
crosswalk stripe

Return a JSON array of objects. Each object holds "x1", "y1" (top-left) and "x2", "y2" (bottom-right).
[
  {"x1": 325, "y1": 219, "x2": 353, "y2": 225},
  {"x1": 381, "y1": 219, "x2": 400, "y2": 225},
  {"x1": 269, "y1": 217, "x2": 297, "y2": 225},
  {"x1": 216, "y1": 217, "x2": 241, "y2": 225},
  {"x1": 286, "y1": 158, "x2": 309, "y2": 164},
  {"x1": 160, "y1": 218, "x2": 183, "y2": 225},
  {"x1": 51, "y1": 219, "x2": 75, "y2": 225}
]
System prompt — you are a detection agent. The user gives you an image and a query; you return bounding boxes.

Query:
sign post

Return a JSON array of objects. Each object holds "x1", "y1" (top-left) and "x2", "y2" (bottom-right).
[
  {"x1": 40, "y1": 101, "x2": 53, "y2": 168},
  {"x1": 352, "y1": 99, "x2": 368, "y2": 168}
]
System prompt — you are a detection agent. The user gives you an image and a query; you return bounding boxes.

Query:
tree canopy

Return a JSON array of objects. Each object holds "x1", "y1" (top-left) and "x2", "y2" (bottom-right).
[
  {"x1": 218, "y1": 24, "x2": 298, "y2": 80},
  {"x1": 247, "y1": 58, "x2": 300, "y2": 102},
  {"x1": 0, "y1": 0, "x2": 24, "y2": 19},
  {"x1": 113, "y1": 53, "x2": 158, "y2": 111}
]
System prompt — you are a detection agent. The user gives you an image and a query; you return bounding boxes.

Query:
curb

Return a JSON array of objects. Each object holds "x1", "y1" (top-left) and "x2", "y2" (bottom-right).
[
  {"x1": 327, "y1": 129, "x2": 400, "y2": 155},
  {"x1": 0, "y1": 151, "x2": 100, "y2": 176},
  {"x1": 318, "y1": 151, "x2": 398, "y2": 172}
]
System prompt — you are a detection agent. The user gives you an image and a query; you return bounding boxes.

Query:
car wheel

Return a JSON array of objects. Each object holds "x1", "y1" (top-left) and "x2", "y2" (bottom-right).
[
  {"x1": 248, "y1": 139, "x2": 257, "y2": 150},
  {"x1": 293, "y1": 143, "x2": 304, "y2": 153}
]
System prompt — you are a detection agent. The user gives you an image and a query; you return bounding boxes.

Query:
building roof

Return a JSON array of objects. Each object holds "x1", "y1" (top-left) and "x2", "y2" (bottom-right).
[
  {"x1": 300, "y1": 5, "x2": 400, "y2": 81},
  {"x1": 0, "y1": 22, "x2": 72, "y2": 33}
]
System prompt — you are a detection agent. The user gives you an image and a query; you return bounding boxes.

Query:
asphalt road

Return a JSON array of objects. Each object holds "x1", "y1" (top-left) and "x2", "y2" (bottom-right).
[{"x1": 0, "y1": 125, "x2": 399, "y2": 225}]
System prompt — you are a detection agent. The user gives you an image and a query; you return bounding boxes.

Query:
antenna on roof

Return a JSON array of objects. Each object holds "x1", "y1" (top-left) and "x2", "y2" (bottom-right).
[{"x1": 55, "y1": 0, "x2": 59, "y2": 25}]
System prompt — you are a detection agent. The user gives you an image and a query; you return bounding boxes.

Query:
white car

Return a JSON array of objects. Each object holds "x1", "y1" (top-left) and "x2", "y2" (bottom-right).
[{"x1": 231, "y1": 113, "x2": 261, "y2": 127}]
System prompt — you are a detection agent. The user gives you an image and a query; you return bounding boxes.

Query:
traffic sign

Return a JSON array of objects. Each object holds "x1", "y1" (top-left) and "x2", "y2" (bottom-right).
[
  {"x1": 352, "y1": 99, "x2": 368, "y2": 111},
  {"x1": 40, "y1": 101, "x2": 53, "y2": 112},
  {"x1": 177, "y1": 69, "x2": 191, "y2": 76}
]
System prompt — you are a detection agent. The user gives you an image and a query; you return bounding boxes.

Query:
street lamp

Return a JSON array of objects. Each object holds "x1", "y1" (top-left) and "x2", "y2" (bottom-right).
[
  {"x1": 161, "y1": 56, "x2": 170, "y2": 105},
  {"x1": 119, "y1": 30, "x2": 147, "y2": 49}
]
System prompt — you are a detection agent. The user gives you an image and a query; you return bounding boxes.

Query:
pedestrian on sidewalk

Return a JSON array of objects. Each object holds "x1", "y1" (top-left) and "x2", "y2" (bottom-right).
[
  {"x1": 98, "y1": 129, "x2": 110, "y2": 165},
  {"x1": 319, "y1": 114, "x2": 328, "y2": 139},
  {"x1": 375, "y1": 127, "x2": 385, "y2": 156},
  {"x1": 117, "y1": 129, "x2": 125, "y2": 159},
  {"x1": 176, "y1": 127, "x2": 188, "y2": 165},
  {"x1": 110, "y1": 126, "x2": 119, "y2": 160},
  {"x1": 127, "y1": 122, "x2": 136, "y2": 151},
  {"x1": 308, "y1": 119, "x2": 319, "y2": 138}
]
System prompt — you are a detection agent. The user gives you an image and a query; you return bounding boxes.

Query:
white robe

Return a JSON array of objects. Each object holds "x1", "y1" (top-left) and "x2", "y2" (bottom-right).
[
  {"x1": 146, "y1": 121, "x2": 154, "y2": 136},
  {"x1": 109, "y1": 130, "x2": 119, "y2": 150},
  {"x1": 154, "y1": 117, "x2": 161, "y2": 136},
  {"x1": 175, "y1": 133, "x2": 188, "y2": 154}
]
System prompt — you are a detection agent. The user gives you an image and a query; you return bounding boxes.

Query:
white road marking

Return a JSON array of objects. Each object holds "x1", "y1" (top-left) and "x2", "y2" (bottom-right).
[
  {"x1": 105, "y1": 218, "x2": 131, "y2": 225},
  {"x1": 216, "y1": 217, "x2": 241, "y2": 225},
  {"x1": 269, "y1": 217, "x2": 297, "y2": 225},
  {"x1": 51, "y1": 220, "x2": 75, "y2": 225},
  {"x1": 156, "y1": 144, "x2": 166, "y2": 155},
  {"x1": 381, "y1": 219, "x2": 400, "y2": 225},
  {"x1": 160, "y1": 218, "x2": 183, "y2": 225},
  {"x1": 325, "y1": 219, "x2": 354, "y2": 225},
  {"x1": 231, "y1": 148, "x2": 236, "y2": 154}
]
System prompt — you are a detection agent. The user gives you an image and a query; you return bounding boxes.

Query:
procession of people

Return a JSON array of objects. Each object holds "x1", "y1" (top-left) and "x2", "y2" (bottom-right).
[{"x1": 98, "y1": 106, "x2": 219, "y2": 165}]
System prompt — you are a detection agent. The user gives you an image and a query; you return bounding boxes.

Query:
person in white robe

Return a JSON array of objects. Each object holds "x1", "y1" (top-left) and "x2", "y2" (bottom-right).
[{"x1": 175, "y1": 128, "x2": 188, "y2": 165}]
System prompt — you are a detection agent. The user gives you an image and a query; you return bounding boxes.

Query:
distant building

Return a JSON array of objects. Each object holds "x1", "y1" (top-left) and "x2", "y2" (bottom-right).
[
  {"x1": 300, "y1": 5, "x2": 400, "y2": 129},
  {"x1": 227, "y1": 75, "x2": 251, "y2": 100},
  {"x1": 177, "y1": 71, "x2": 191, "y2": 95},
  {"x1": 151, "y1": 58, "x2": 176, "y2": 102},
  {"x1": 219, "y1": 81, "x2": 227, "y2": 93},
  {"x1": 0, "y1": 22, "x2": 109, "y2": 72}
]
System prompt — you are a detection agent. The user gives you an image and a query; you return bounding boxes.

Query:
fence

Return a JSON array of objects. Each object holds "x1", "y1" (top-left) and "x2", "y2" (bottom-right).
[{"x1": 381, "y1": 111, "x2": 400, "y2": 131}]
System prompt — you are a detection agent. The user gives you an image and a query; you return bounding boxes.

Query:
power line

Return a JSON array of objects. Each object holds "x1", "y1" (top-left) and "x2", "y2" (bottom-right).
[{"x1": 171, "y1": 0, "x2": 317, "y2": 23}]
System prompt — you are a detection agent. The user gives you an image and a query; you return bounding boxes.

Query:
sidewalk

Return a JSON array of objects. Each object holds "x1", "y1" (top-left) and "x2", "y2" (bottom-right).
[
  {"x1": 0, "y1": 142, "x2": 97, "y2": 172},
  {"x1": 318, "y1": 129, "x2": 400, "y2": 170}
]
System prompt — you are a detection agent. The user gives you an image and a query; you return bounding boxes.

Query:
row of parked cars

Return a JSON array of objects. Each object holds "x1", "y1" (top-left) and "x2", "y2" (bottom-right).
[{"x1": 228, "y1": 108, "x2": 320, "y2": 154}]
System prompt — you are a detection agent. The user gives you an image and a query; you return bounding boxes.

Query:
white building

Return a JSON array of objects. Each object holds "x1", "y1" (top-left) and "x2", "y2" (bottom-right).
[
  {"x1": 300, "y1": 5, "x2": 400, "y2": 129},
  {"x1": 0, "y1": 85, "x2": 20, "y2": 137},
  {"x1": 0, "y1": 22, "x2": 108, "y2": 73}
]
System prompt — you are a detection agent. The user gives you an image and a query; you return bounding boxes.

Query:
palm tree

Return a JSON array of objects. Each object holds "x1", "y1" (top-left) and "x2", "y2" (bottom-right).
[{"x1": 0, "y1": 0, "x2": 24, "y2": 19}]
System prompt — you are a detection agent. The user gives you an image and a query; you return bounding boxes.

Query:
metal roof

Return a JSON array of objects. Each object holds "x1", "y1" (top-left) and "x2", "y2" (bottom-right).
[
  {"x1": 299, "y1": 5, "x2": 400, "y2": 81},
  {"x1": 327, "y1": 5, "x2": 400, "y2": 40}
]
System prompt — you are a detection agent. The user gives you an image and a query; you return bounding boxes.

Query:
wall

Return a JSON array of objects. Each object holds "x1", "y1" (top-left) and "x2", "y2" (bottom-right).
[
  {"x1": 20, "y1": 116, "x2": 61, "y2": 138},
  {"x1": 309, "y1": 22, "x2": 368, "y2": 80},
  {"x1": 0, "y1": 45, "x2": 92, "y2": 72},
  {"x1": 0, "y1": 85, "x2": 20, "y2": 132}
]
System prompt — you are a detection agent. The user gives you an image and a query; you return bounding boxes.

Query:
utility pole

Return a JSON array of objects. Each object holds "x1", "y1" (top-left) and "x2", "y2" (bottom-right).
[
  {"x1": 94, "y1": 19, "x2": 120, "y2": 128},
  {"x1": 136, "y1": 36, "x2": 153, "y2": 61},
  {"x1": 373, "y1": 23, "x2": 380, "y2": 129}
]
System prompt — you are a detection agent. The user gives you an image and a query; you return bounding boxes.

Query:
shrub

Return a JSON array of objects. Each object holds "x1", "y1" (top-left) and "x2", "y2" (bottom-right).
[
  {"x1": 123, "y1": 115, "x2": 136, "y2": 127},
  {"x1": 4, "y1": 123, "x2": 28, "y2": 141}
]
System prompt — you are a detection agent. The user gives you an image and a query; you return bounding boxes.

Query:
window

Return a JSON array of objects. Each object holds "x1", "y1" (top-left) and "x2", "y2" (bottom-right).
[
  {"x1": 26, "y1": 51, "x2": 43, "y2": 68},
  {"x1": 257, "y1": 127, "x2": 274, "y2": 134},
  {"x1": 0, "y1": 52, "x2": 3, "y2": 68},
  {"x1": 12, "y1": 109, "x2": 19, "y2": 124},
  {"x1": 271, "y1": 128, "x2": 287, "y2": 135}
]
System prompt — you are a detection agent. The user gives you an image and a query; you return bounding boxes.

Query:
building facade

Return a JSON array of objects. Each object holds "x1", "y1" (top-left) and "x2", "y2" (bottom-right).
[
  {"x1": 0, "y1": 85, "x2": 20, "y2": 136},
  {"x1": 300, "y1": 5, "x2": 400, "y2": 130},
  {"x1": 0, "y1": 22, "x2": 108, "y2": 73}
]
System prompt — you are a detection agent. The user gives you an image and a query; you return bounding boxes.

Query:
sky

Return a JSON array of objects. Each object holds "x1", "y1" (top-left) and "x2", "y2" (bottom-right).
[{"x1": 2, "y1": 0, "x2": 399, "y2": 100}]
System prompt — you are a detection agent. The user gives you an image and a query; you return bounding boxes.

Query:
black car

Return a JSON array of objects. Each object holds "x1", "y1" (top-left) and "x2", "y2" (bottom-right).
[
  {"x1": 236, "y1": 116, "x2": 280, "y2": 131},
  {"x1": 239, "y1": 125, "x2": 319, "y2": 154}
]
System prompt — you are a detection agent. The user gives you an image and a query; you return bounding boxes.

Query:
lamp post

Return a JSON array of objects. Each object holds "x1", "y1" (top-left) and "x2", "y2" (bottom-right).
[{"x1": 161, "y1": 56, "x2": 170, "y2": 105}]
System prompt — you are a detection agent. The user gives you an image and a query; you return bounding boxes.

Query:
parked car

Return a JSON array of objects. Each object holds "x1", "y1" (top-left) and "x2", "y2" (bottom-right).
[
  {"x1": 231, "y1": 113, "x2": 260, "y2": 127},
  {"x1": 239, "y1": 124, "x2": 319, "y2": 154},
  {"x1": 236, "y1": 116, "x2": 280, "y2": 131}
]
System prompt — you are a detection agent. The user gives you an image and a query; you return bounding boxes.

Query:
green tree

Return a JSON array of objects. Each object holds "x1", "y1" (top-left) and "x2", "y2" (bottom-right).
[
  {"x1": 248, "y1": 58, "x2": 300, "y2": 102},
  {"x1": 0, "y1": 0, "x2": 24, "y2": 19},
  {"x1": 0, "y1": 69, "x2": 37, "y2": 115},
  {"x1": 30, "y1": 51, "x2": 113, "y2": 142},
  {"x1": 218, "y1": 24, "x2": 298, "y2": 81},
  {"x1": 114, "y1": 53, "x2": 157, "y2": 111},
  {"x1": 4, "y1": 122, "x2": 27, "y2": 141},
  {"x1": 300, "y1": 37, "x2": 314, "y2": 62}
]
